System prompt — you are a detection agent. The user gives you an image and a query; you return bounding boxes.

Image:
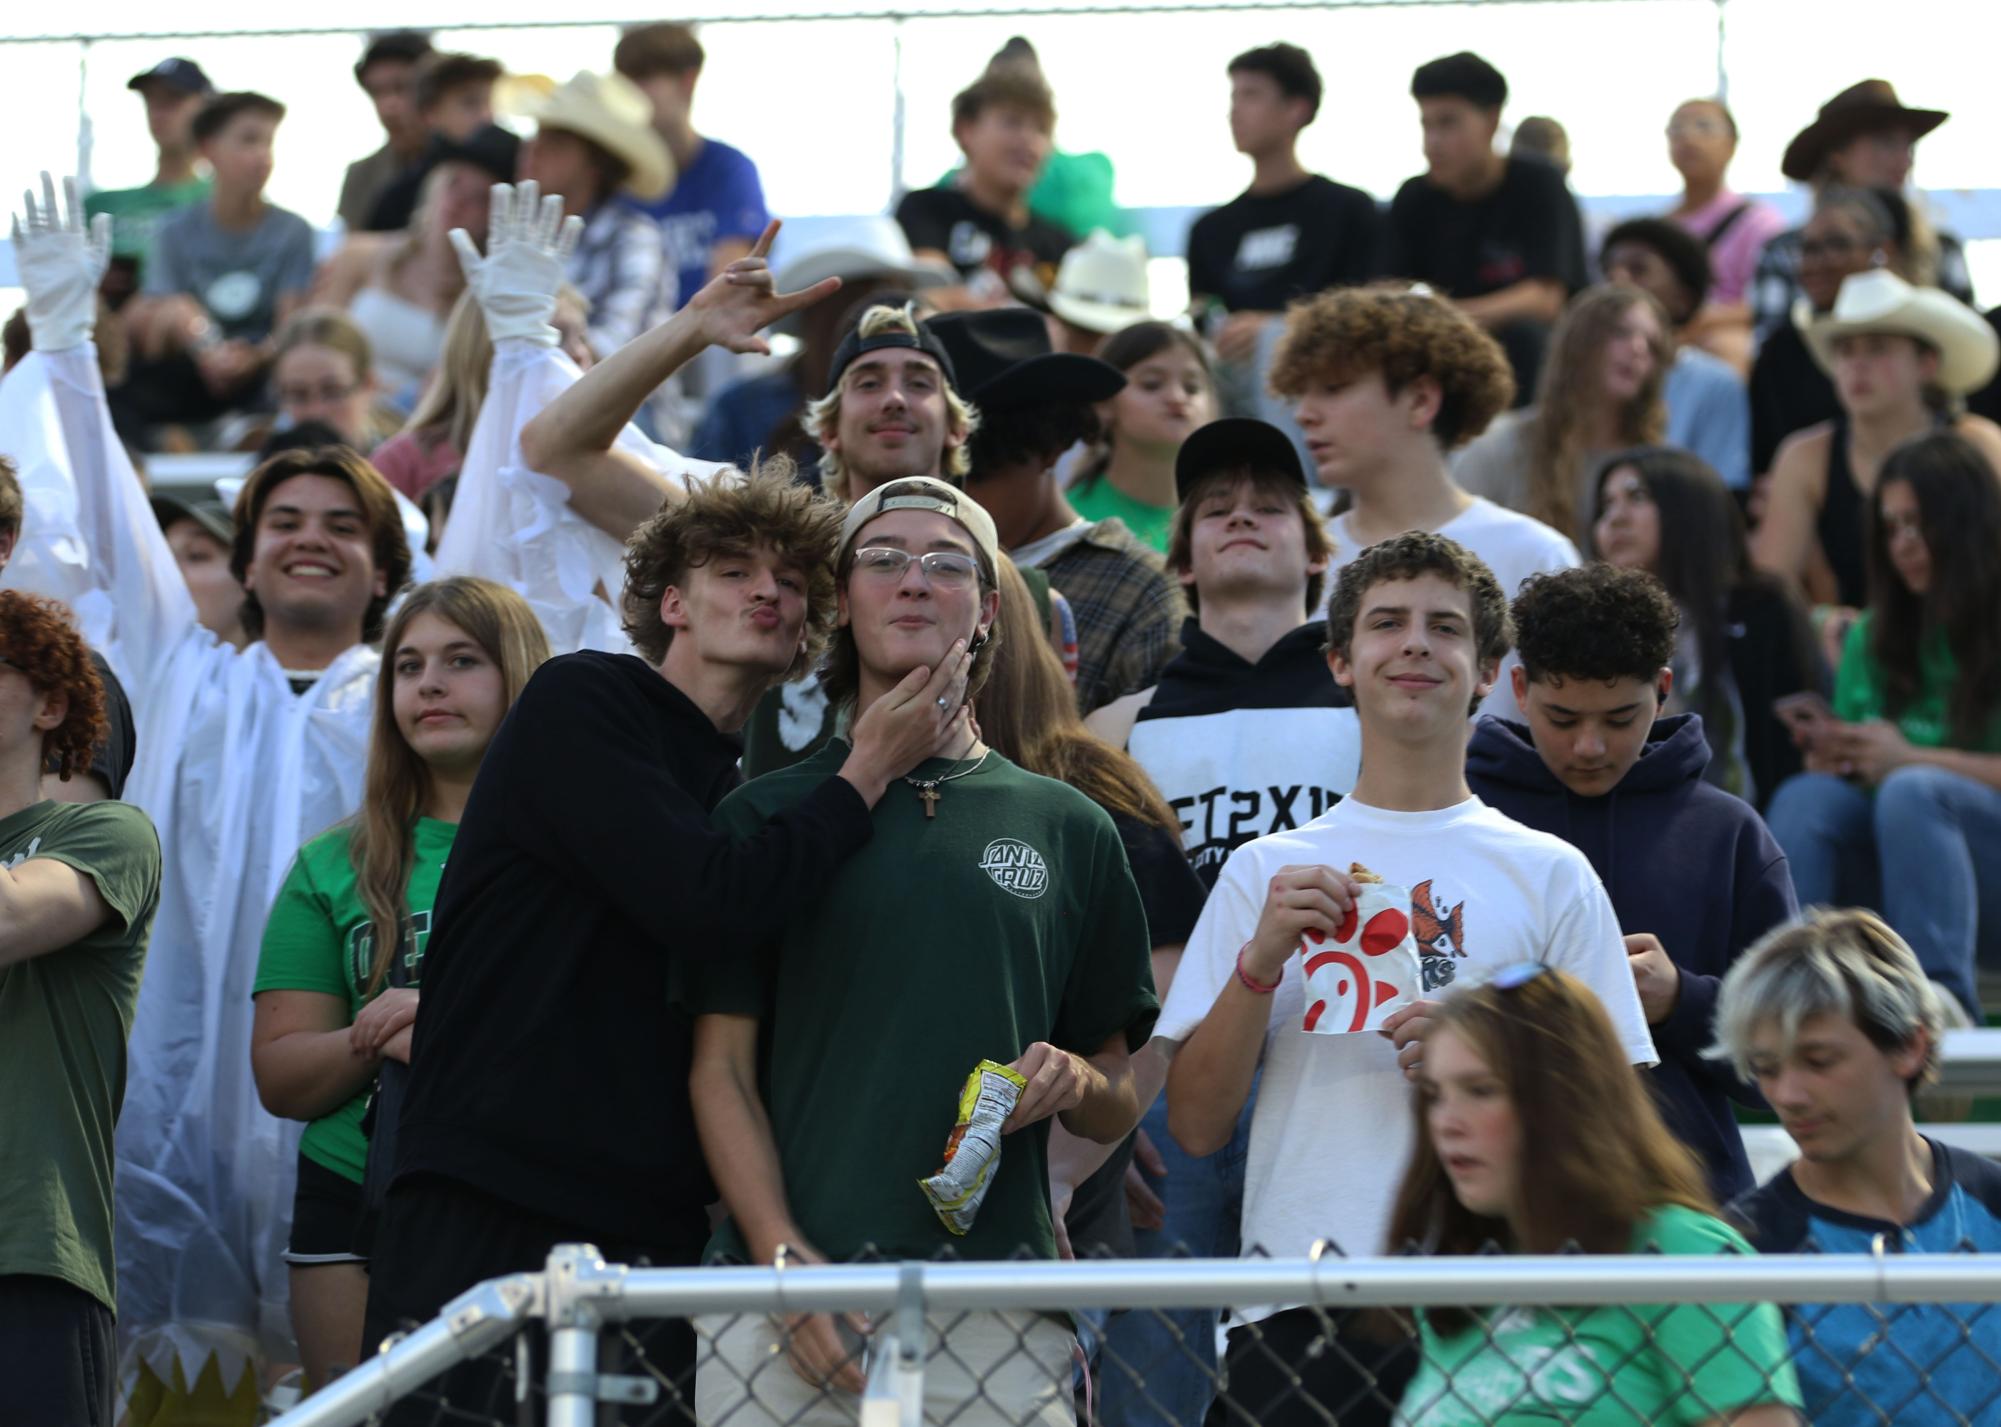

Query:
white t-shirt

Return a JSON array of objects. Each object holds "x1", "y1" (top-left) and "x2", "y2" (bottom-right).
[
  {"x1": 1324, "y1": 496, "x2": 1579, "y2": 724},
  {"x1": 1153, "y1": 794, "x2": 1654, "y2": 1323}
]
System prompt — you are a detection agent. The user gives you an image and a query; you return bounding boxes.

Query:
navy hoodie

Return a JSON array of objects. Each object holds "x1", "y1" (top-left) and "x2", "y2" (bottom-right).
[{"x1": 1466, "y1": 712, "x2": 1798, "y2": 1200}]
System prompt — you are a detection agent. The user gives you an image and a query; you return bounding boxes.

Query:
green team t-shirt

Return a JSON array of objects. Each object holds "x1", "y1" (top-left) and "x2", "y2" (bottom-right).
[
  {"x1": 85, "y1": 178, "x2": 213, "y2": 265},
  {"x1": 1069, "y1": 476, "x2": 1175, "y2": 555},
  {"x1": 1834, "y1": 613, "x2": 2001, "y2": 752},
  {"x1": 0, "y1": 799, "x2": 162, "y2": 1310},
  {"x1": 252, "y1": 817, "x2": 454, "y2": 1183},
  {"x1": 684, "y1": 743, "x2": 1158, "y2": 1265},
  {"x1": 1395, "y1": 1205, "x2": 1802, "y2": 1426}
]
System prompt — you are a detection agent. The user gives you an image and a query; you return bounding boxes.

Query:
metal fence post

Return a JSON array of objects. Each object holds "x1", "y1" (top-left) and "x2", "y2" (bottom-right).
[{"x1": 544, "y1": 1243, "x2": 607, "y2": 1427}]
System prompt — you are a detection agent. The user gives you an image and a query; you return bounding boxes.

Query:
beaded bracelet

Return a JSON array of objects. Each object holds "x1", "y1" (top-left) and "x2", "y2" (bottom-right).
[{"x1": 1235, "y1": 943, "x2": 1281, "y2": 995}]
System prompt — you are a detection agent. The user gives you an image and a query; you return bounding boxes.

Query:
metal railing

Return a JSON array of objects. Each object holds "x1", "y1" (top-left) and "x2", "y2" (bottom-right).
[{"x1": 265, "y1": 1245, "x2": 2001, "y2": 1427}]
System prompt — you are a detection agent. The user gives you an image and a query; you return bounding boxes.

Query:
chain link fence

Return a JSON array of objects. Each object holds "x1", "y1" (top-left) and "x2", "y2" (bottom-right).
[{"x1": 263, "y1": 1244, "x2": 2001, "y2": 1427}]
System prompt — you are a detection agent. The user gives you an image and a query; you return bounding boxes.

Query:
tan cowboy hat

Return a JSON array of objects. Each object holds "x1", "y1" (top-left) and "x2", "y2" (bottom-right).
[
  {"x1": 1804, "y1": 270, "x2": 1999, "y2": 396},
  {"x1": 506, "y1": 70, "x2": 673, "y2": 202},
  {"x1": 1781, "y1": 80, "x2": 1948, "y2": 183},
  {"x1": 1048, "y1": 231, "x2": 1152, "y2": 336}
]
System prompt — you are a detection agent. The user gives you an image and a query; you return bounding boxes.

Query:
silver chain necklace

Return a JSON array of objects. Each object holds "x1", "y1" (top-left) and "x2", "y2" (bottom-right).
[{"x1": 904, "y1": 745, "x2": 990, "y2": 820}]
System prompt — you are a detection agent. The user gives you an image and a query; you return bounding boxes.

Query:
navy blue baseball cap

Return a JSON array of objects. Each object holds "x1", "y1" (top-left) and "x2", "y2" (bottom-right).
[{"x1": 129, "y1": 58, "x2": 215, "y2": 96}]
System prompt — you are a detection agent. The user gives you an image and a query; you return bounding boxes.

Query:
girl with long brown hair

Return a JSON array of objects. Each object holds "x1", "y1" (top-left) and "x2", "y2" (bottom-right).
[
  {"x1": 976, "y1": 559, "x2": 1204, "y2": 1269},
  {"x1": 1455, "y1": 285, "x2": 1671, "y2": 544},
  {"x1": 1387, "y1": 965, "x2": 1800, "y2": 1426},
  {"x1": 249, "y1": 577, "x2": 549, "y2": 1390}
]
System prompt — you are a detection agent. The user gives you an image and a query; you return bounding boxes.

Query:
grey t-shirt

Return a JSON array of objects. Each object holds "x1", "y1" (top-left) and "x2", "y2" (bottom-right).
[{"x1": 145, "y1": 201, "x2": 317, "y2": 342}]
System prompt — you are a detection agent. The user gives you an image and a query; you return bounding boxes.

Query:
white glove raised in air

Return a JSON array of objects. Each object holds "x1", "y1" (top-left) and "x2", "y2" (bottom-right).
[
  {"x1": 12, "y1": 172, "x2": 110, "y2": 353},
  {"x1": 448, "y1": 181, "x2": 584, "y2": 347}
]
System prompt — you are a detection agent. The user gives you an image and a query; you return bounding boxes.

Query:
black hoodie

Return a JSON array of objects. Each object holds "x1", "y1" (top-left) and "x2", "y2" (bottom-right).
[
  {"x1": 1129, "y1": 619, "x2": 1361, "y2": 887},
  {"x1": 1466, "y1": 712, "x2": 1798, "y2": 1201}
]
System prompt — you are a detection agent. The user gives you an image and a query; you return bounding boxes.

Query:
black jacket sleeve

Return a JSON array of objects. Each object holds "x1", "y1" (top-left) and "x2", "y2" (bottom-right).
[{"x1": 501, "y1": 657, "x2": 874, "y2": 956}]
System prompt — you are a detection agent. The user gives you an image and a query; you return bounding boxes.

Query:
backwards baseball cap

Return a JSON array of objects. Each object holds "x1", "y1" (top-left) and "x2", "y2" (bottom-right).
[
  {"x1": 129, "y1": 58, "x2": 214, "y2": 96},
  {"x1": 838, "y1": 476, "x2": 999, "y2": 579},
  {"x1": 1174, "y1": 418, "x2": 1308, "y2": 502},
  {"x1": 826, "y1": 310, "x2": 960, "y2": 395}
]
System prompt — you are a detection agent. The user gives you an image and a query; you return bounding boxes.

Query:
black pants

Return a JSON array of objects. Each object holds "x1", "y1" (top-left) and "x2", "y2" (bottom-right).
[
  {"x1": 1205, "y1": 1306, "x2": 1416, "y2": 1427},
  {"x1": 0, "y1": 1274, "x2": 117, "y2": 1427},
  {"x1": 365, "y1": 1174, "x2": 707, "y2": 1426}
]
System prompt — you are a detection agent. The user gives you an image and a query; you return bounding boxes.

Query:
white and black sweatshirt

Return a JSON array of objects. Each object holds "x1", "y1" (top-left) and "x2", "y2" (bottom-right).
[{"x1": 1126, "y1": 619, "x2": 1362, "y2": 887}]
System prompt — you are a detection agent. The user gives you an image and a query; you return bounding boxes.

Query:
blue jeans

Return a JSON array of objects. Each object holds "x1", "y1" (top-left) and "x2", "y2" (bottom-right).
[
  {"x1": 1097, "y1": 1083, "x2": 1257, "y2": 1427},
  {"x1": 1766, "y1": 765, "x2": 2001, "y2": 1019}
]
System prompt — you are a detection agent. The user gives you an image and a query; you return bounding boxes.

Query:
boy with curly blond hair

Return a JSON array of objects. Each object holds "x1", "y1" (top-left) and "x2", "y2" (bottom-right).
[{"x1": 1271, "y1": 283, "x2": 1578, "y2": 721}]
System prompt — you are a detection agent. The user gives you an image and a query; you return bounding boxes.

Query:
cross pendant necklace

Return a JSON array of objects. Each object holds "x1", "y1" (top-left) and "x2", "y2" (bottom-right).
[{"x1": 903, "y1": 746, "x2": 990, "y2": 820}]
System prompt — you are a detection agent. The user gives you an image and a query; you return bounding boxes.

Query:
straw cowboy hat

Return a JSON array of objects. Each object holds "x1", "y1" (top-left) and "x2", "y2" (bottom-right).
[
  {"x1": 1803, "y1": 270, "x2": 1999, "y2": 396},
  {"x1": 506, "y1": 70, "x2": 674, "y2": 202},
  {"x1": 1048, "y1": 231, "x2": 1152, "y2": 336},
  {"x1": 768, "y1": 215, "x2": 955, "y2": 335},
  {"x1": 1781, "y1": 80, "x2": 1948, "y2": 183}
]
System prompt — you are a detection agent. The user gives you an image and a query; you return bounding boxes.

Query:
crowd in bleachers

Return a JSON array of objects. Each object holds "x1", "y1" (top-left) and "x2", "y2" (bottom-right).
[{"x1": 5, "y1": 21, "x2": 2001, "y2": 1427}]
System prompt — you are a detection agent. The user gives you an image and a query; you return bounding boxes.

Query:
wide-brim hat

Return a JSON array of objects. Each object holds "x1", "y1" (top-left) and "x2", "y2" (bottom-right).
[
  {"x1": 1048, "y1": 230, "x2": 1152, "y2": 336},
  {"x1": 507, "y1": 70, "x2": 673, "y2": 202},
  {"x1": 838, "y1": 475, "x2": 1000, "y2": 577},
  {"x1": 1781, "y1": 79, "x2": 1948, "y2": 183},
  {"x1": 1803, "y1": 269, "x2": 1999, "y2": 395},
  {"x1": 770, "y1": 217, "x2": 955, "y2": 337},
  {"x1": 1174, "y1": 418, "x2": 1307, "y2": 502},
  {"x1": 923, "y1": 308, "x2": 1125, "y2": 410}
]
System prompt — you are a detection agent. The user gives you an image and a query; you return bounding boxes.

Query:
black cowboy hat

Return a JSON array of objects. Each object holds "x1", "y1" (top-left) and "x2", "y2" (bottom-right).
[
  {"x1": 1781, "y1": 80, "x2": 1948, "y2": 183},
  {"x1": 922, "y1": 308, "x2": 1125, "y2": 410}
]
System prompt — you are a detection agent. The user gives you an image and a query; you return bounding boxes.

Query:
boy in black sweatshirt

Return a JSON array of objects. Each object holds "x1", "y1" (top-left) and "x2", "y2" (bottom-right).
[
  {"x1": 1466, "y1": 563, "x2": 1797, "y2": 1199},
  {"x1": 365, "y1": 470, "x2": 970, "y2": 1413}
]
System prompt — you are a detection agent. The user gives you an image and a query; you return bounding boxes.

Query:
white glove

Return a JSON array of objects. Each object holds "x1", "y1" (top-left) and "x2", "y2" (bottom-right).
[
  {"x1": 448, "y1": 181, "x2": 584, "y2": 347},
  {"x1": 12, "y1": 172, "x2": 110, "y2": 353}
]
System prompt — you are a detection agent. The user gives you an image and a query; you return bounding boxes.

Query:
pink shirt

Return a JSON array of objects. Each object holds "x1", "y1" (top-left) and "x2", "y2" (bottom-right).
[
  {"x1": 1673, "y1": 189, "x2": 1789, "y2": 307},
  {"x1": 370, "y1": 429, "x2": 462, "y2": 501}
]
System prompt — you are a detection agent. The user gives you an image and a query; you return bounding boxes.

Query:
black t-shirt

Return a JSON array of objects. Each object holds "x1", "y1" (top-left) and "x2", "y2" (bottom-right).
[
  {"x1": 1379, "y1": 156, "x2": 1587, "y2": 300},
  {"x1": 1749, "y1": 319, "x2": 1840, "y2": 476},
  {"x1": 393, "y1": 651, "x2": 875, "y2": 1243},
  {"x1": 1186, "y1": 175, "x2": 1381, "y2": 313},
  {"x1": 1062, "y1": 810, "x2": 1207, "y2": 1259},
  {"x1": 895, "y1": 185, "x2": 1077, "y2": 293}
]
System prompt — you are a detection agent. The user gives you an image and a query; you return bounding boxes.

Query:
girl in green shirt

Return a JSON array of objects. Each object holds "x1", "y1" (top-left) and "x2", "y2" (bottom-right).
[
  {"x1": 251, "y1": 577, "x2": 549, "y2": 1389},
  {"x1": 1765, "y1": 431, "x2": 2001, "y2": 1021},
  {"x1": 1067, "y1": 323, "x2": 1217, "y2": 553},
  {"x1": 1388, "y1": 965, "x2": 1801, "y2": 1427}
]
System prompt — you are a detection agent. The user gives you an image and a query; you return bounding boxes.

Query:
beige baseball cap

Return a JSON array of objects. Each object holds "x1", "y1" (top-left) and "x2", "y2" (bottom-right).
[{"x1": 839, "y1": 476, "x2": 1000, "y2": 577}]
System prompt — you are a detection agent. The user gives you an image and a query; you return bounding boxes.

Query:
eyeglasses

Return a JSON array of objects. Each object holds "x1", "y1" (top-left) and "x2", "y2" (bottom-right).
[
  {"x1": 278, "y1": 382, "x2": 359, "y2": 406},
  {"x1": 1489, "y1": 961, "x2": 1554, "y2": 991},
  {"x1": 1800, "y1": 236, "x2": 1864, "y2": 261},
  {"x1": 850, "y1": 546, "x2": 980, "y2": 589}
]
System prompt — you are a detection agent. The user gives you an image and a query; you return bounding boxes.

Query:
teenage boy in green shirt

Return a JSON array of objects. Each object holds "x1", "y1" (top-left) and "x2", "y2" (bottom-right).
[
  {"x1": 687, "y1": 476, "x2": 1157, "y2": 1427},
  {"x1": 0, "y1": 591, "x2": 162, "y2": 1427}
]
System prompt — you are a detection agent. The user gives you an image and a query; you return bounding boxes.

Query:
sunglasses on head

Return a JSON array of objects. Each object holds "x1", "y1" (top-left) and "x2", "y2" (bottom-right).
[{"x1": 1488, "y1": 961, "x2": 1554, "y2": 991}]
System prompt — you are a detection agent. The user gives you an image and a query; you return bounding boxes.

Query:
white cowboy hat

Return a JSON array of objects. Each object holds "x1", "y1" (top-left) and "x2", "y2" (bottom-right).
[
  {"x1": 1047, "y1": 231, "x2": 1152, "y2": 336},
  {"x1": 506, "y1": 70, "x2": 674, "y2": 203},
  {"x1": 1804, "y1": 269, "x2": 1999, "y2": 396},
  {"x1": 769, "y1": 215, "x2": 956, "y2": 318}
]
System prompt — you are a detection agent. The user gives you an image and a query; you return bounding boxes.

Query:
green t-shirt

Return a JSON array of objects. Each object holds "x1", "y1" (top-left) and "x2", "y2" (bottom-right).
[
  {"x1": 1834, "y1": 612, "x2": 2001, "y2": 752},
  {"x1": 85, "y1": 178, "x2": 213, "y2": 264},
  {"x1": 1396, "y1": 1205, "x2": 1802, "y2": 1426},
  {"x1": 684, "y1": 743, "x2": 1158, "y2": 1265},
  {"x1": 1070, "y1": 476, "x2": 1175, "y2": 554},
  {"x1": 0, "y1": 799, "x2": 162, "y2": 1310},
  {"x1": 252, "y1": 817, "x2": 454, "y2": 1182}
]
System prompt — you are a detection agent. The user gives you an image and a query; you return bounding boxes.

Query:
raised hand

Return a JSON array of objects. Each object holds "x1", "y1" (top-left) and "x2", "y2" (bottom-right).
[
  {"x1": 448, "y1": 181, "x2": 584, "y2": 346},
  {"x1": 686, "y1": 219, "x2": 844, "y2": 356},
  {"x1": 12, "y1": 172, "x2": 110, "y2": 352}
]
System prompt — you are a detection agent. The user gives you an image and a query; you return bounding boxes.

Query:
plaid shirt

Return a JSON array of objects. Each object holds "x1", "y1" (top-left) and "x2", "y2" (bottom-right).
[
  {"x1": 567, "y1": 200, "x2": 675, "y2": 356},
  {"x1": 1751, "y1": 225, "x2": 1975, "y2": 347},
  {"x1": 1030, "y1": 519, "x2": 1187, "y2": 716}
]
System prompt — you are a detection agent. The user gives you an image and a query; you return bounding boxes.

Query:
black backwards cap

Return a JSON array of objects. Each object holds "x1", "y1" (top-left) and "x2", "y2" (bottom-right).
[{"x1": 825, "y1": 316, "x2": 959, "y2": 397}]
